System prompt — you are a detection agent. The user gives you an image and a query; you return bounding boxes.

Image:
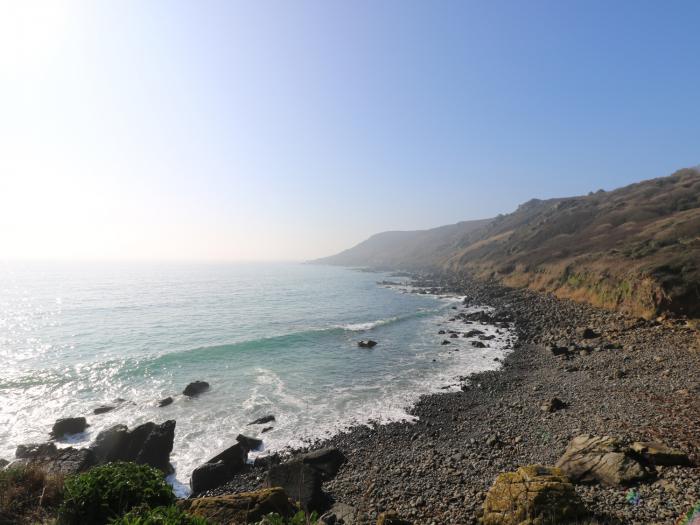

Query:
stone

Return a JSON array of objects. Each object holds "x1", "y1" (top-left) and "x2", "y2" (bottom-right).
[
  {"x1": 208, "y1": 442, "x2": 248, "y2": 472},
  {"x1": 482, "y1": 465, "x2": 587, "y2": 525},
  {"x1": 539, "y1": 398, "x2": 567, "y2": 413},
  {"x1": 319, "y1": 502, "x2": 357, "y2": 524},
  {"x1": 266, "y1": 461, "x2": 325, "y2": 511},
  {"x1": 253, "y1": 453, "x2": 281, "y2": 470},
  {"x1": 358, "y1": 340, "x2": 377, "y2": 348},
  {"x1": 183, "y1": 381, "x2": 210, "y2": 396},
  {"x1": 191, "y1": 461, "x2": 232, "y2": 494},
  {"x1": 50, "y1": 417, "x2": 88, "y2": 439},
  {"x1": 177, "y1": 487, "x2": 295, "y2": 524},
  {"x1": 261, "y1": 426, "x2": 273, "y2": 433},
  {"x1": 630, "y1": 441, "x2": 691, "y2": 466},
  {"x1": 441, "y1": 339, "x2": 451, "y2": 345},
  {"x1": 236, "y1": 434, "x2": 263, "y2": 452},
  {"x1": 302, "y1": 447, "x2": 346, "y2": 480},
  {"x1": 93, "y1": 405, "x2": 115, "y2": 415},
  {"x1": 555, "y1": 435, "x2": 648, "y2": 486},
  {"x1": 15, "y1": 442, "x2": 58, "y2": 459},
  {"x1": 9, "y1": 445, "x2": 95, "y2": 475},
  {"x1": 249, "y1": 415, "x2": 275, "y2": 425},
  {"x1": 471, "y1": 340, "x2": 487, "y2": 348},
  {"x1": 0, "y1": 459, "x2": 8, "y2": 469},
  {"x1": 158, "y1": 396, "x2": 174, "y2": 407},
  {"x1": 90, "y1": 420, "x2": 175, "y2": 473},
  {"x1": 376, "y1": 511, "x2": 412, "y2": 524},
  {"x1": 578, "y1": 327, "x2": 600, "y2": 339}
]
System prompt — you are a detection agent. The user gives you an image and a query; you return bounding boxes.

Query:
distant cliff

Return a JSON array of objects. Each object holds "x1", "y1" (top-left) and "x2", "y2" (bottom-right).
[{"x1": 317, "y1": 167, "x2": 700, "y2": 319}]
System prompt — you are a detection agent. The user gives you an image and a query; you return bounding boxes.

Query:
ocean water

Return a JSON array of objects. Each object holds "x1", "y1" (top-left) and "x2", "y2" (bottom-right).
[{"x1": 0, "y1": 262, "x2": 512, "y2": 494}]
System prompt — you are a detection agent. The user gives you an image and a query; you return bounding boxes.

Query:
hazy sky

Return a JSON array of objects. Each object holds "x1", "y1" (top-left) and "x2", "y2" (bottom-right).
[{"x1": 1, "y1": 1, "x2": 699, "y2": 261}]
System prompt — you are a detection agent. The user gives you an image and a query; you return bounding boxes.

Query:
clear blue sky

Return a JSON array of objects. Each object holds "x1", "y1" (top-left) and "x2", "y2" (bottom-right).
[{"x1": 1, "y1": 1, "x2": 699, "y2": 261}]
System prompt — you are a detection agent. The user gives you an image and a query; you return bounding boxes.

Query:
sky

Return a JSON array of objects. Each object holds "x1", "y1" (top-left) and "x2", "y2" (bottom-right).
[{"x1": 1, "y1": 1, "x2": 699, "y2": 262}]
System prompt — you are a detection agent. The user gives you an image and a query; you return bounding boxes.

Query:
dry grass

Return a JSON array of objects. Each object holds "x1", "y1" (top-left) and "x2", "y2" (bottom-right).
[{"x1": 0, "y1": 465, "x2": 64, "y2": 525}]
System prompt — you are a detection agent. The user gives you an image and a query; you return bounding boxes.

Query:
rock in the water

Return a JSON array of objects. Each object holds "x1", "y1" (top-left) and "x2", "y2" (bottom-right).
[
  {"x1": 93, "y1": 405, "x2": 115, "y2": 415},
  {"x1": 183, "y1": 381, "x2": 210, "y2": 397},
  {"x1": 630, "y1": 441, "x2": 691, "y2": 466},
  {"x1": 540, "y1": 397, "x2": 567, "y2": 413},
  {"x1": 358, "y1": 340, "x2": 377, "y2": 348},
  {"x1": 249, "y1": 415, "x2": 275, "y2": 425},
  {"x1": 50, "y1": 417, "x2": 88, "y2": 439},
  {"x1": 191, "y1": 461, "x2": 233, "y2": 494},
  {"x1": 482, "y1": 465, "x2": 587, "y2": 525},
  {"x1": 208, "y1": 442, "x2": 248, "y2": 471},
  {"x1": 302, "y1": 447, "x2": 347, "y2": 480},
  {"x1": 90, "y1": 420, "x2": 175, "y2": 473},
  {"x1": 10, "y1": 443, "x2": 95, "y2": 475},
  {"x1": 266, "y1": 461, "x2": 325, "y2": 511},
  {"x1": 441, "y1": 339, "x2": 451, "y2": 345},
  {"x1": 471, "y1": 340, "x2": 487, "y2": 348},
  {"x1": 178, "y1": 487, "x2": 294, "y2": 523},
  {"x1": 555, "y1": 435, "x2": 649, "y2": 486},
  {"x1": 236, "y1": 434, "x2": 263, "y2": 452},
  {"x1": 261, "y1": 426, "x2": 273, "y2": 433},
  {"x1": 376, "y1": 511, "x2": 412, "y2": 525},
  {"x1": 158, "y1": 396, "x2": 174, "y2": 407}
]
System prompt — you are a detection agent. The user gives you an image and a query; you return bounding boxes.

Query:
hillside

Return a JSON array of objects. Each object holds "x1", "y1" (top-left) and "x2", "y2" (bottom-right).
[
  {"x1": 318, "y1": 167, "x2": 700, "y2": 318},
  {"x1": 314, "y1": 218, "x2": 492, "y2": 270}
]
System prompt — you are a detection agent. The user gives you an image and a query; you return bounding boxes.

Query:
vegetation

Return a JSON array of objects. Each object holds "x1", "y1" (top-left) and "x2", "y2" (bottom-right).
[
  {"x1": 111, "y1": 505, "x2": 210, "y2": 525},
  {"x1": 0, "y1": 464, "x2": 64, "y2": 524},
  {"x1": 58, "y1": 462, "x2": 175, "y2": 525},
  {"x1": 254, "y1": 511, "x2": 319, "y2": 525}
]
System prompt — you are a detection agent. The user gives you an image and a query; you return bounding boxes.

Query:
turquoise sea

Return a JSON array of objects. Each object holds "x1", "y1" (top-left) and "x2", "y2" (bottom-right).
[{"x1": 0, "y1": 262, "x2": 512, "y2": 494}]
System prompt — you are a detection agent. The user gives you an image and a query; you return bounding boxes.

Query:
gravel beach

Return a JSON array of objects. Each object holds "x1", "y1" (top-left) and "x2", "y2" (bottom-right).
[{"x1": 208, "y1": 276, "x2": 700, "y2": 525}]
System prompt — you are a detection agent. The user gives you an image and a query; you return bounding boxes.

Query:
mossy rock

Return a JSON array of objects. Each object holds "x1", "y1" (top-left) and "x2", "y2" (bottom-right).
[
  {"x1": 177, "y1": 487, "x2": 294, "y2": 524},
  {"x1": 482, "y1": 465, "x2": 587, "y2": 525}
]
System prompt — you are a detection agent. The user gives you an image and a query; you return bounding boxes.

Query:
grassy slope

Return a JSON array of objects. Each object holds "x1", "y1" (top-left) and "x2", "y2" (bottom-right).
[{"x1": 443, "y1": 168, "x2": 700, "y2": 318}]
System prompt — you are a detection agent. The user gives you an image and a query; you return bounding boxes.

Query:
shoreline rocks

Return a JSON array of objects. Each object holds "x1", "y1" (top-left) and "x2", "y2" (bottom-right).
[{"x1": 50, "y1": 417, "x2": 88, "y2": 439}]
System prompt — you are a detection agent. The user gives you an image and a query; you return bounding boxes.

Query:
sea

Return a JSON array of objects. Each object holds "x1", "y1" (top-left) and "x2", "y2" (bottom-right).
[{"x1": 0, "y1": 261, "x2": 513, "y2": 495}]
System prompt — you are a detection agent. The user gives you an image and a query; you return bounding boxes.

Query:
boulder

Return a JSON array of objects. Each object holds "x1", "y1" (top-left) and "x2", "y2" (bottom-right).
[
  {"x1": 441, "y1": 340, "x2": 451, "y2": 345},
  {"x1": 482, "y1": 465, "x2": 587, "y2": 525},
  {"x1": 191, "y1": 461, "x2": 233, "y2": 494},
  {"x1": 471, "y1": 340, "x2": 487, "y2": 348},
  {"x1": 183, "y1": 381, "x2": 210, "y2": 397},
  {"x1": 358, "y1": 340, "x2": 377, "y2": 348},
  {"x1": 178, "y1": 487, "x2": 295, "y2": 524},
  {"x1": 50, "y1": 417, "x2": 88, "y2": 439},
  {"x1": 249, "y1": 415, "x2": 275, "y2": 425},
  {"x1": 93, "y1": 405, "x2": 115, "y2": 415},
  {"x1": 236, "y1": 434, "x2": 263, "y2": 452},
  {"x1": 319, "y1": 502, "x2": 357, "y2": 524},
  {"x1": 555, "y1": 435, "x2": 649, "y2": 486},
  {"x1": 302, "y1": 447, "x2": 346, "y2": 480},
  {"x1": 0, "y1": 459, "x2": 8, "y2": 469},
  {"x1": 376, "y1": 511, "x2": 412, "y2": 524},
  {"x1": 262, "y1": 426, "x2": 273, "y2": 433},
  {"x1": 90, "y1": 420, "x2": 175, "y2": 473},
  {"x1": 208, "y1": 443, "x2": 248, "y2": 471},
  {"x1": 450, "y1": 333, "x2": 459, "y2": 338},
  {"x1": 266, "y1": 461, "x2": 325, "y2": 511},
  {"x1": 540, "y1": 398, "x2": 567, "y2": 413},
  {"x1": 158, "y1": 396, "x2": 174, "y2": 407},
  {"x1": 253, "y1": 453, "x2": 281, "y2": 470},
  {"x1": 465, "y1": 329, "x2": 484, "y2": 337},
  {"x1": 630, "y1": 441, "x2": 691, "y2": 466},
  {"x1": 10, "y1": 444, "x2": 95, "y2": 475}
]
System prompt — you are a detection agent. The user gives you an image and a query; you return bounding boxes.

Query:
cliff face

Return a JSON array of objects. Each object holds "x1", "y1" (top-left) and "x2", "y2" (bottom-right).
[{"x1": 318, "y1": 168, "x2": 700, "y2": 319}]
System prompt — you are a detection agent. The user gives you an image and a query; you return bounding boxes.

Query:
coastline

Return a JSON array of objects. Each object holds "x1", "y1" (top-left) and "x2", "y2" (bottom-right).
[{"x1": 206, "y1": 274, "x2": 700, "y2": 524}]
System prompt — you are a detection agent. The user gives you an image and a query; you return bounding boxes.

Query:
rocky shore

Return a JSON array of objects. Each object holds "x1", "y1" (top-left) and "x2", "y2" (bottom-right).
[{"x1": 205, "y1": 276, "x2": 700, "y2": 524}]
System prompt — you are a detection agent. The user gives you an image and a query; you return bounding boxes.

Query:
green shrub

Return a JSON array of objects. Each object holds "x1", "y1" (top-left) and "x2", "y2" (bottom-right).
[
  {"x1": 255, "y1": 511, "x2": 319, "y2": 525},
  {"x1": 58, "y1": 462, "x2": 175, "y2": 525},
  {"x1": 0, "y1": 465, "x2": 64, "y2": 524},
  {"x1": 111, "y1": 505, "x2": 210, "y2": 524}
]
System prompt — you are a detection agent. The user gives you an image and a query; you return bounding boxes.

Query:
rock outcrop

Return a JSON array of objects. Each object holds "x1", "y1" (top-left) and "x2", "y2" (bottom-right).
[
  {"x1": 190, "y1": 442, "x2": 248, "y2": 494},
  {"x1": 177, "y1": 487, "x2": 295, "y2": 524},
  {"x1": 266, "y1": 461, "x2": 324, "y2": 511},
  {"x1": 9, "y1": 442, "x2": 95, "y2": 475},
  {"x1": 482, "y1": 465, "x2": 587, "y2": 525},
  {"x1": 555, "y1": 435, "x2": 649, "y2": 486},
  {"x1": 90, "y1": 420, "x2": 175, "y2": 473}
]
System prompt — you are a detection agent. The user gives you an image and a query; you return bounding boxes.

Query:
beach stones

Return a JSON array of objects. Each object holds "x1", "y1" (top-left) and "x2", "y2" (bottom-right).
[
  {"x1": 183, "y1": 381, "x2": 210, "y2": 396},
  {"x1": 555, "y1": 435, "x2": 649, "y2": 486},
  {"x1": 50, "y1": 417, "x2": 88, "y2": 439},
  {"x1": 178, "y1": 487, "x2": 295, "y2": 523},
  {"x1": 482, "y1": 465, "x2": 586, "y2": 525},
  {"x1": 358, "y1": 340, "x2": 377, "y2": 348}
]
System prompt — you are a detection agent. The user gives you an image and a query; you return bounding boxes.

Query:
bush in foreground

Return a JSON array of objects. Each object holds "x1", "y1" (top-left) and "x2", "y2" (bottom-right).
[
  {"x1": 112, "y1": 505, "x2": 210, "y2": 524},
  {"x1": 58, "y1": 462, "x2": 175, "y2": 525},
  {"x1": 0, "y1": 465, "x2": 64, "y2": 524}
]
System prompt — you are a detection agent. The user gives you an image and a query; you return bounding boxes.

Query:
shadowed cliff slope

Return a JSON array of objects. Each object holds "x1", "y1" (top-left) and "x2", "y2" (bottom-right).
[{"x1": 317, "y1": 167, "x2": 700, "y2": 318}]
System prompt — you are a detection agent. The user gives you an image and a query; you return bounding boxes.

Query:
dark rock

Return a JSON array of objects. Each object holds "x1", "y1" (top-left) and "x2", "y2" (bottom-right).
[
  {"x1": 358, "y1": 340, "x2": 377, "y2": 348},
  {"x1": 540, "y1": 397, "x2": 567, "y2": 412},
  {"x1": 158, "y1": 396, "x2": 174, "y2": 407},
  {"x1": 450, "y1": 333, "x2": 459, "y2": 338},
  {"x1": 471, "y1": 340, "x2": 487, "y2": 348},
  {"x1": 208, "y1": 443, "x2": 248, "y2": 472},
  {"x1": 90, "y1": 424, "x2": 130, "y2": 463},
  {"x1": 266, "y1": 461, "x2": 325, "y2": 511},
  {"x1": 0, "y1": 459, "x2": 8, "y2": 469},
  {"x1": 249, "y1": 415, "x2": 275, "y2": 425},
  {"x1": 438, "y1": 330, "x2": 446, "y2": 334},
  {"x1": 93, "y1": 405, "x2": 115, "y2": 415},
  {"x1": 191, "y1": 461, "x2": 233, "y2": 494},
  {"x1": 465, "y1": 329, "x2": 484, "y2": 337},
  {"x1": 578, "y1": 327, "x2": 600, "y2": 339},
  {"x1": 50, "y1": 417, "x2": 88, "y2": 439},
  {"x1": 441, "y1": 339, "x2": 451, "y2": 345},
  {"x1": 630, "y1": 441, "x2": 691, "y2": 466},
  {"x1": 16, "y1": 442, "x2": 57, "y2": 459},
  {"x1": 236, "y1": 434, "x2": 263, "y2": 452},
  {"x1": 302, "y1": 447, "x2": 346, "y2": 480},
  {"x1": 10, "y1": 445, "x2": 95, "y2": 475},
  {"x1": 183, "y1": 381, "x2": 210, "y2": 397},
  {"x1": 261, "y1": 426, "x2": 273, "y2": 433},
  {"x1": 254, "y1": 453, "x2": 281, "y2": 470},
  {"x1": 377, "y1": 511, "x2": 413, "y2": 525},
  {"x1": 90, "y1": 420, "x2": 175, "y2": 473}
]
